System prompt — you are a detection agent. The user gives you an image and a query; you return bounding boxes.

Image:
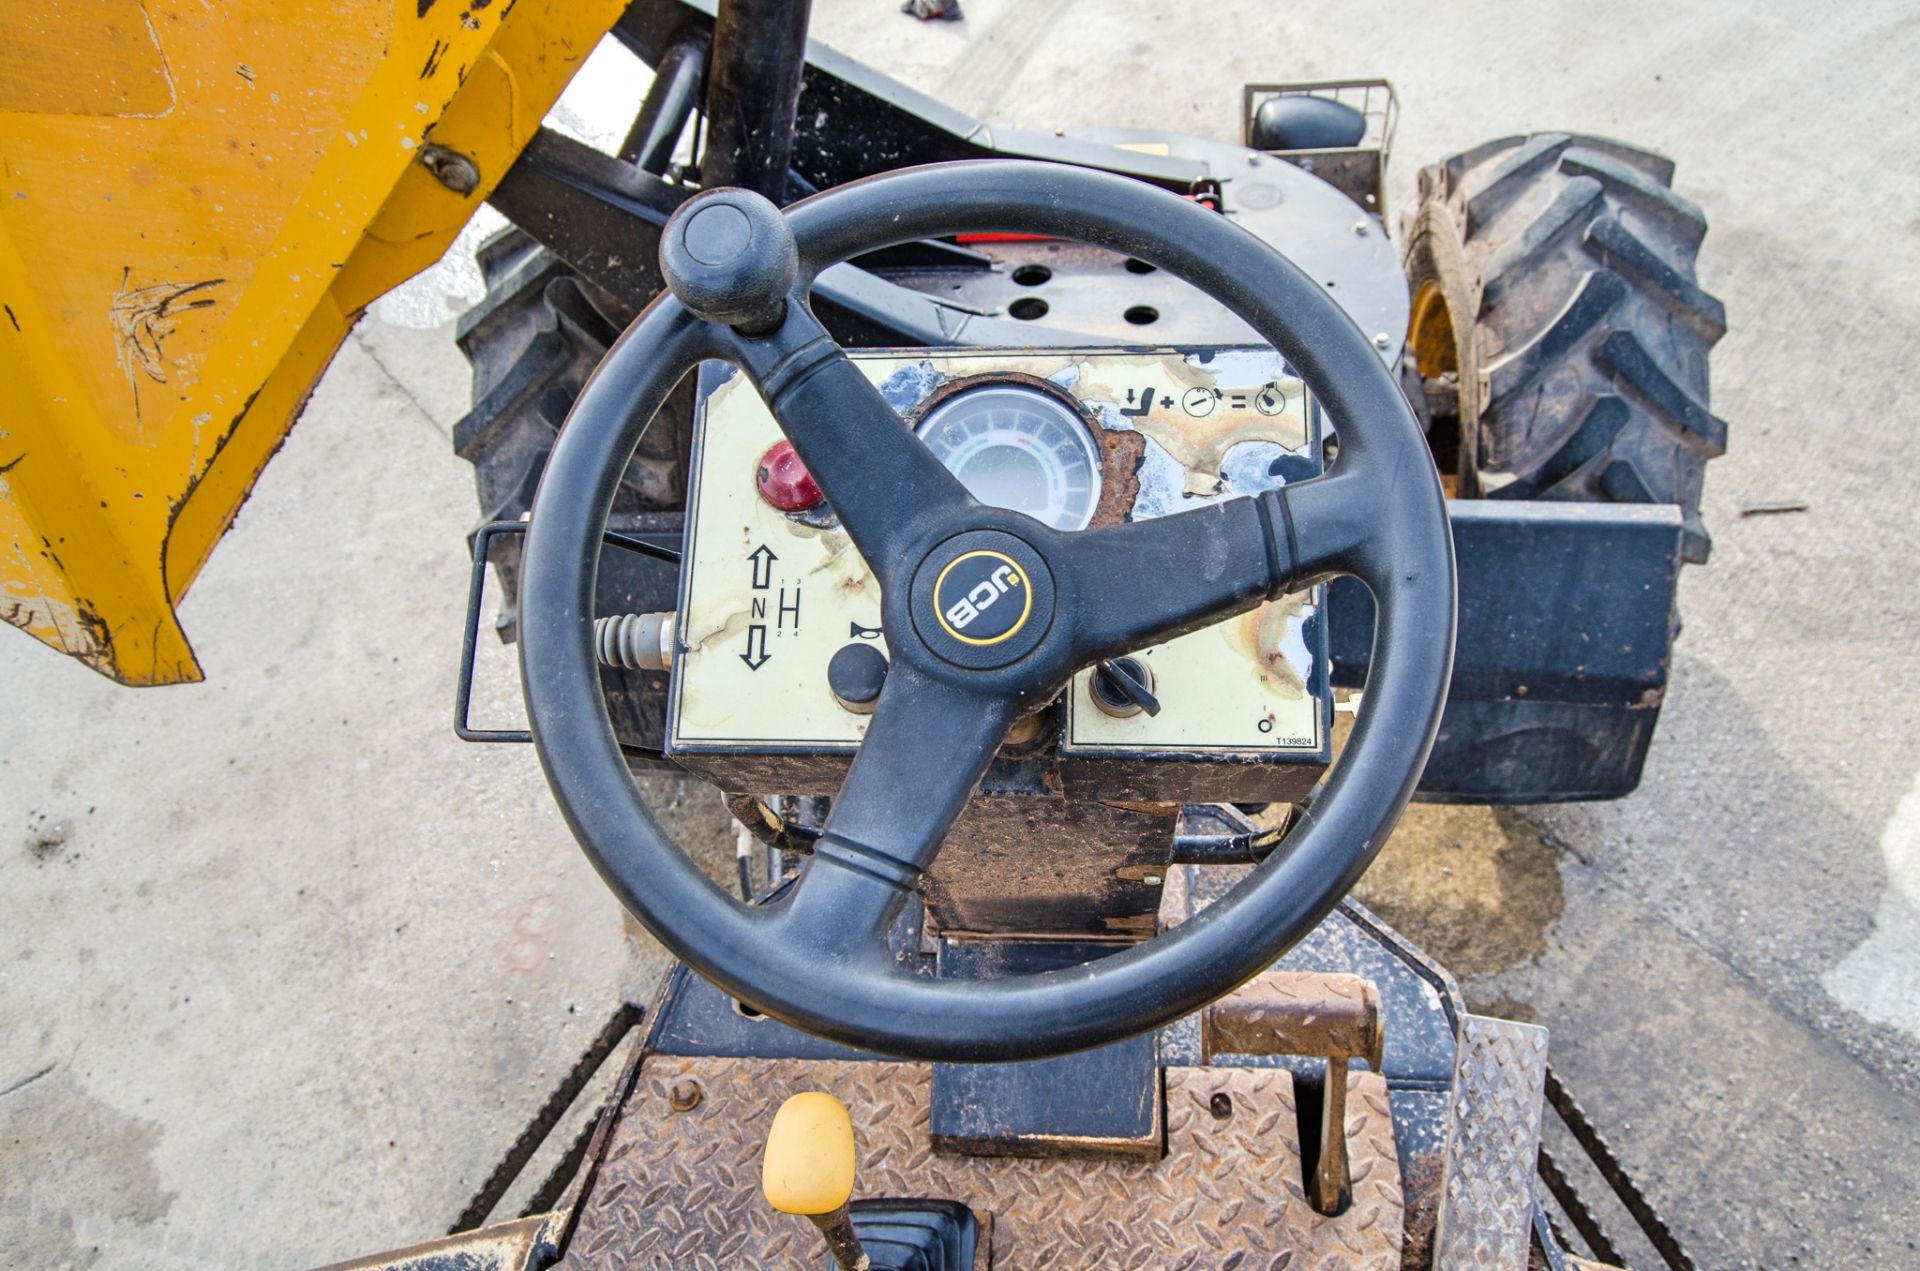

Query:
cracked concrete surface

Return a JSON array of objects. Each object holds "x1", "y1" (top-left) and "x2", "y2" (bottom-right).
[{"x1": 4, "y1": 2, "x2": 1919, "y2": 1267}]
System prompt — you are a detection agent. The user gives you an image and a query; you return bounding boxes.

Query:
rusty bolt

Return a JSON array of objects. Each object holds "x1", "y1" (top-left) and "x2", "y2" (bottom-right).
[
  {"x1": 419, "y1": 144, "x2": 480, "y2": 196},
  {"x1": 668, "y1": 1079, "x2": 704, "y2": 1113}
]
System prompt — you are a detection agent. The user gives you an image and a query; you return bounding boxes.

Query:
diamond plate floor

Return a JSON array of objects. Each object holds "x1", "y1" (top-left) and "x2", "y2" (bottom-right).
[
  {"x1": 1432, "y1": 1015, "x2": 1549, "y2": 1270},
  {"x1": 560, "y1": 1055, "x2": 1405, "y2": 1270}
]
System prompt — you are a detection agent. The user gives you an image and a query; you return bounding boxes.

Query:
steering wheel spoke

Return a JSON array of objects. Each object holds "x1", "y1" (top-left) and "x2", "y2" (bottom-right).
[
  {"x1": 722, "y1": 307, "x2": 974, "y2": 568},
  {"x1": 1269, "y1": 469, "x2": 1385, "y2": 588},
  {"x1": 1062, "y1": 470, "x2": 1374, "y2": 664},
  {"x1": 775, "y1": 663, "x2": 1016, "y2": 959}
]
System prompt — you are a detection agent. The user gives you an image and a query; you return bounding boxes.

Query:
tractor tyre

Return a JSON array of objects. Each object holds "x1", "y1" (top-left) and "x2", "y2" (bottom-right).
[
  {"x1": 1402, "y1": 133, "x2": 1727, "y2": 562},
  {"x1": 451, "y1": 227, "x2": 692, "y2": 637}
]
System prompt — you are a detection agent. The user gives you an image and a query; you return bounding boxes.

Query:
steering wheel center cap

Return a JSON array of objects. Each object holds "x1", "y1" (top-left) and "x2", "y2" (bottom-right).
[{"x1": 910, "y1": 530, "x2": 1055, "y2": 668}]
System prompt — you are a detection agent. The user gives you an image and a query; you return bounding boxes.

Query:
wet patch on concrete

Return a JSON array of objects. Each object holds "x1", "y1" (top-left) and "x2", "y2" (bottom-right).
[
  {"x1": 0, "y1": 1066, "x2": 175, "y2": 1268},
  {"x1": 1351, "y1": 804, "x2": 1566, "y2": 986}
]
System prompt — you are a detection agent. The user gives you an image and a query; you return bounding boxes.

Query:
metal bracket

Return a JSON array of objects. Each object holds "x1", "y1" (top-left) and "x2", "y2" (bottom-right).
[
  {"x1": 455, "y1": 520, "x2": 680, "y2": 745},
  {"x1": 1239, "y1": 79, "x2": 1399, "y2": 216}
]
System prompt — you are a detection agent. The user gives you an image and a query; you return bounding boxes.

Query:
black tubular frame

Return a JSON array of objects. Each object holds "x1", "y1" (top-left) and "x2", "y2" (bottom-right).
[
  {"x1": 456, "y1": 520, "x2": 679, "y2": 747},
  {"x1": 702, "y1": 0, "x2": 814, "y2": 200},
  {"x1": 618, "y1": 27, "x2": 707, "y2": 172},
  {"x1": 516, "y1": 160, "x2": 1455, "y2": 1063}
]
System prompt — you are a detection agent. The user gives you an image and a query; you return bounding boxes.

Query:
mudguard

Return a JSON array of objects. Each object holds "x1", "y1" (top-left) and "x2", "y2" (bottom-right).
[{"x1": 0, "y1": 0, "x2": 624, "y2": 684}]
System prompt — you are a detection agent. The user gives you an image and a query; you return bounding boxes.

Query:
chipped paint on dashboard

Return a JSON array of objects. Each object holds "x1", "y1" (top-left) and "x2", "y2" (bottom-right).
[{"x1": 671, "y1": 347, "x2": 1326, "y2": 760}]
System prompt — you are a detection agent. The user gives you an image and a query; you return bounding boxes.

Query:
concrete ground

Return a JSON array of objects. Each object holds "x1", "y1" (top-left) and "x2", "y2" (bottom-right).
[{"x1": 4, "y1": 1, "x2": 1918, "y2": 1267}]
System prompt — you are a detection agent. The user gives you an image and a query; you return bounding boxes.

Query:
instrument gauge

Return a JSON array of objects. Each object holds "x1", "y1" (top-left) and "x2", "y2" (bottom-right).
[{"x1": 914, "y1": 384, "x2": 1103, "y2": 532}]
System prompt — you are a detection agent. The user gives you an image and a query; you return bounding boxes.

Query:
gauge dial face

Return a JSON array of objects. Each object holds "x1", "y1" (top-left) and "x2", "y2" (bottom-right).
[{"x1": 914, "y1": 384, "x2": 1103, "y2": 531}]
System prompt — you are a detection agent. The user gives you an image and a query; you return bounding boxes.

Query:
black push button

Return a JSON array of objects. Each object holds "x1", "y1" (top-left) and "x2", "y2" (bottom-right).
[{"x1": 828, "y1": 642, "x2": 888, "y2": 714}]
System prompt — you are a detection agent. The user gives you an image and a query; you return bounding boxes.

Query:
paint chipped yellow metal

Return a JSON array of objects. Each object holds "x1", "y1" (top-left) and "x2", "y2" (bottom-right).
[{"x1": 0, "y1": 0, "x2": 627, "y2": 684}]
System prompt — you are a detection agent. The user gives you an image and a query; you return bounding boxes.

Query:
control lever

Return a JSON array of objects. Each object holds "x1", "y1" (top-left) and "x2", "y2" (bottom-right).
[
  {"x1": 594, "y1": 611, "x2": 675, "y2": 671},
  {"x1": 1201, "y1": 971, "x2": 1384, "y2": 1215},
  {"x1": 763, "y1": 1092, "x2": 870, "y2": 1271}
]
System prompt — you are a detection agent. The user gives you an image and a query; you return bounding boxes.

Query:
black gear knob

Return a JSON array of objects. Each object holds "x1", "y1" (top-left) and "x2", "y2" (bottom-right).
[{"x1": 659, "y1": 188, "x2": 798, "y2": 334}]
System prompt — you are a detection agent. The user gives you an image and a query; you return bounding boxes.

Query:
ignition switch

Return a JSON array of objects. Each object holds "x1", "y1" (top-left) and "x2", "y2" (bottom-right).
[{"x1": 1091, "y1": 656, "x2": 1160, "y2": 718}]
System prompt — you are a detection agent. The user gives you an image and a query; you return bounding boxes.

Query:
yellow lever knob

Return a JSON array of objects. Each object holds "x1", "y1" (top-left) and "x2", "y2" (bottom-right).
[{"x1": 762, "y1": 1092, "x2": 858, "y2": 1217}]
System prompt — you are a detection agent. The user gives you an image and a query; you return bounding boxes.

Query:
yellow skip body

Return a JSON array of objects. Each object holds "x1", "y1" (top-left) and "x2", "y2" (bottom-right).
[{"x1": 0, "y1": 0, "x2": 624, "y2": 683}]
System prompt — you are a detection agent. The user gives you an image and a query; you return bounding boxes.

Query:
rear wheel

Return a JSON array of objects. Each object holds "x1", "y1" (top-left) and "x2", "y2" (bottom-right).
[
  {"x1": 452, "y1": 228, "x2": 693, "y2": 636},
  {"x1": 1402, "y1": 133, "x2": 1727, "y2": 562}
]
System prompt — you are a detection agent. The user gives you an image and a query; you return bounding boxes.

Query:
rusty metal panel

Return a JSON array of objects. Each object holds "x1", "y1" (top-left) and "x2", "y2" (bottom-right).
[
  {"x1": 1432, "y1": 1014, "x2": 1549, "y2": 1271},
  {"x1": 314, "y1": 1214, "x2": 556, "y2": 1271},
  {"x1": 560, "y1": 1055, "x2": 1404, "y2": 1269},
  {"x1": 924, "y1": 795, "x2": 1177, "y2": 939}
]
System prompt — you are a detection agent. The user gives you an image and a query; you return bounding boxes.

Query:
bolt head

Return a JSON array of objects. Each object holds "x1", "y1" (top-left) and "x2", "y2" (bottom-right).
[
  {"x1": 668, "y1": 1079, "x2": 704, "y2": 1112},
  {"x1": 418, "y1": 144, "x2": 479, "y2": 196}
]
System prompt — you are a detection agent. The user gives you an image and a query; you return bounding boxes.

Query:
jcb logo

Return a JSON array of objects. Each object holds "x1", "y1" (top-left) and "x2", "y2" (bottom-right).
[
  {"x1": 945, "y1": 564, "x2": 1022, "y2": 630},
  {"x1": 932, "y1": 550, "x2": 1034, "y2": 646}
]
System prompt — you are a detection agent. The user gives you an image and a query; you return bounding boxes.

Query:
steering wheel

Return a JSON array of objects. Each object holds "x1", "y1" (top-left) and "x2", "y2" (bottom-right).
[{"x1": 518, "y1": 160, "x2": 1454, "y2": 1063}]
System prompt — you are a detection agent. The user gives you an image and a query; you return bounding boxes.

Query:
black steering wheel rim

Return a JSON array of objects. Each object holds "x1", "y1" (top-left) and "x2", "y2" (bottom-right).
[{"x1": 518, "y1": 159, "x2": 1455, "y2": 1062}]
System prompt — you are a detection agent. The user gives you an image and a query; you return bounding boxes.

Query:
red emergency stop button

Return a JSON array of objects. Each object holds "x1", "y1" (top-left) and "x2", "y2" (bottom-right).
[{"x1": 756, "y1": 440, "x2": 822, "y2": 511}]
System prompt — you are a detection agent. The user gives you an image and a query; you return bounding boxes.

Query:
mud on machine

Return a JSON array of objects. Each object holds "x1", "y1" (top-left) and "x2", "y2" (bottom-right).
[
  {"x1": 406, "y1": 0, "x2": 1722, "y2": 1258},
  {"x1": 0, "y1": 0, "x2": 1721, "y2": 1265}
]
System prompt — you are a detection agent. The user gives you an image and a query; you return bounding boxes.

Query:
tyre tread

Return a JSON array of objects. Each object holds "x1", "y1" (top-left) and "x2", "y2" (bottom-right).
[
  {"x1": 1484, "y1": 269, "x2": 1625, "y2": 412},
  {"x1": 1406, "y1": 130, "x2": 1725, "y2": 563},
  {"x1": 1595, "y1": 329, "x2": 1728, "y2": 456},
  {"x1": 1559, "y1": 146, "x2": 1707, "y2": 247},
  {"x1": 1464, "y1": 133, "x2": 1572, "y2": 233},
  {"x1": 1583, "y1": 215, "x2": 1727, "y2": 340}
]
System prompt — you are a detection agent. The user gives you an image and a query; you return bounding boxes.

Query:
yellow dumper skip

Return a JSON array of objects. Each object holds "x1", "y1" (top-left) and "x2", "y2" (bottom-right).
[{"x1": 0, "y1": 0, "x2": 625, "y2": 685}]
